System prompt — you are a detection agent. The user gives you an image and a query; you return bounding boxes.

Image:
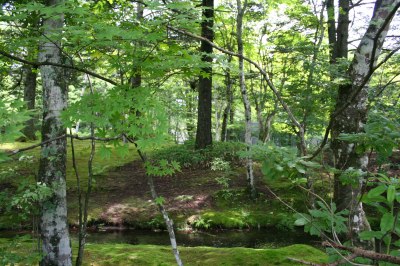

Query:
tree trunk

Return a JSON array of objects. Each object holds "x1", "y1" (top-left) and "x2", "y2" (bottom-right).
[
  {"x1": 336, "y1": 0, "x2": 349, "y2": 59},
  {"x1": 326, "y1": 0, "x2": 336, "y2": 63},
  {"x1": 129, "y1": 3, "x2": 144, "y2": 89},
  {"x1": 195, "y1": 0, "x2": 214, "y2": 149},
  {"x1": 258, "y1": 110, "x2": 276, "y2": 143},
  {"x1": 236, "y1": 0, "x2": 256, "y2": 198},
  {"x1": 186, "y1": 79, "x2": 197, "y2": 140},
  {"x1": 221, "y1": 57, "x2": 234, "y2": 142},
  {"x1": 331, "y1": 0, "x2": 400, "y2": 244},
  {"x1": 133, "y1": 148, "x2": 184, "y2": 266},
  {"x1": 20, "y1": 13, "x2": 40, "y2": 141},
  {"x1": 38, "y1": 0, "x2": 72, "y2": 265},
  {"x1": 147, "y1": 174, "x2": 183, "y2": 266},
  {"x1": 21, "y1": 64, "x2": 38, "y2": 141}
]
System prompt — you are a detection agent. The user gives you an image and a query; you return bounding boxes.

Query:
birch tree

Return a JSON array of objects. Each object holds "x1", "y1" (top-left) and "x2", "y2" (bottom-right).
[
  {"x1": 331, "y1": 0, "x2": 400, "y2": 244},
  {"x1": 236, "y1": 0, "x2": 256, "y2": 197},
  {"x1": 38, "y1": 0, "x2": 72, "y2": 264}
]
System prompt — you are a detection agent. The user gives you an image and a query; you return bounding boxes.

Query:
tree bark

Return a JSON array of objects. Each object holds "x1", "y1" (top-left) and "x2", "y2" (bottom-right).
[
  {"x1": 336, "y1": 0, "x2": 349, "y2": 59},
  {"x1": 21, "y1": 64, "x2": 38, "y2": 141},
  {"x1": 236, "y1": 0, "x2": 256, "y2": 198},
  {"x1": 38, "y1": 0, "x2": 72, "y2": 265},
  {"x1": 20, "y1": 13, "x2": 40, "y2": 141},
  {"x1": 221, "y1": 67, "x2": 233, "y2": 142},
  {"x1": 186, "y1": 79, "x2": 197, "y2": 140},
  {"x1": 331, "y1": 0, "x2": 400, "y2": 244},
  {"x1": 326, "y1": 0, "x2": 336, "y2": 63},
  {"x1": 195, "y1": 0, "x2": 214, "y2": 149}
]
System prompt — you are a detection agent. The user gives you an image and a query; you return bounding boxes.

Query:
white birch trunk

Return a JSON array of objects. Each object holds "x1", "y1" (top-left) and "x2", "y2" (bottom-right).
[
  {"x1": 332, "y1": 0, "x2": 400, "y2": 245},
  {"x1": 236, "y1": 0, "x2": 256, "y2": 198},
  {"x1": 38, "y1": 0, "x2": 72, "y2": 265}
]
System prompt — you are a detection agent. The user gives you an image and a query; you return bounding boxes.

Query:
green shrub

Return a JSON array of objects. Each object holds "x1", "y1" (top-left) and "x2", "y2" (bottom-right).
[{"x1": 150, "y1": 141, "x2": 246, "y2": 168}]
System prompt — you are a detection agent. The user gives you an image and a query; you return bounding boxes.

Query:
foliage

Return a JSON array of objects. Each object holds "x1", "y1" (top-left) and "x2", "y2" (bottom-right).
[
  {"x1": 211, "y1": 157, "x2": 235, "y2": 200},
  {"x1": 0, "y1": 98, "x2": 31, "y2": 162},
  {"x1": 144, "y1": 160, "x2": 180, "y2": 177},
  {"x1": 294, "y1": 201, "x2": 348, "y2": 237},
  {"x1": 150, "y1": 141, "x2": 246, "y2": 168},
  {"x1": 360, "y1": 173, "x2": 400, "y2": 254},
  {"x1": 251, "y1": 143, "x2": 320, "y2": 182},
  {"x1": 0, "y1": 179, "x2": 53, "y2": 227},
  {"x1": 339, "y1": 111, "x2": 400, "y2": 164},
  {"x1": 191, "y1": 216, "x2": 213, "y2": 229},
  {"x1": 0, "y1": 236, "x2": 41, "y2": 266}
]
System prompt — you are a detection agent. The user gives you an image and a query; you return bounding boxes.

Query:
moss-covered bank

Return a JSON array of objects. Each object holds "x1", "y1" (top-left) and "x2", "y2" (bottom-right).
[{"x1": 0, "y1": 237, "x2": 327, "y2": 265}]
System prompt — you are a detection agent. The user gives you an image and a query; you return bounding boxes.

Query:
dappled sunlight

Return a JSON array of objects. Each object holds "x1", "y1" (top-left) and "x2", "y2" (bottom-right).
[{"x1": 100, "y1": 203, "x2": 146, "y2": 225}]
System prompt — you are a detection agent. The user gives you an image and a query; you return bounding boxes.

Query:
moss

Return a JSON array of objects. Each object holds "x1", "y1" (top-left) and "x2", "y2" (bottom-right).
[
  {"x1": 0, "y1": 140, "x2": 138, "y2": 229},
  {"x1": 0, "y1": 238, "x2": 327, "y2": 266}
]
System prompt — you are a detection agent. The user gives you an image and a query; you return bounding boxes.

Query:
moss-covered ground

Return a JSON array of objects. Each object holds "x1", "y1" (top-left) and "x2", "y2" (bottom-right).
[{"x1": 0, "y1": 237, "x2": 327, "y2": 265}]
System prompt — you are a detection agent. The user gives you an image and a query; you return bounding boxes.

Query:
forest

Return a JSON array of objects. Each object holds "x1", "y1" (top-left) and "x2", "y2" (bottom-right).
[{"x1": 1, "y1": 0, "x2": 400, "y2": 265}]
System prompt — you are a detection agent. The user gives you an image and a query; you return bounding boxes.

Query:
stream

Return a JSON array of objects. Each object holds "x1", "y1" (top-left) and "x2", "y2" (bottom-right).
[
  {"x1": 82, "y1": 228, "x2": 319, "y2": 248},
  {"x1": 0, "y1": 228, "x2": 318, "y2": 248}
]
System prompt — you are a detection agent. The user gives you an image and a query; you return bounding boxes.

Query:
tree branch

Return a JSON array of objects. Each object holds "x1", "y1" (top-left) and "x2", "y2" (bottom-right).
[
  {"x1": 0, "y1": 50, "x2": 119, "y2": 86},
  {"x1": 322, "y1": 241, "x2": 400, "y2": 264}
]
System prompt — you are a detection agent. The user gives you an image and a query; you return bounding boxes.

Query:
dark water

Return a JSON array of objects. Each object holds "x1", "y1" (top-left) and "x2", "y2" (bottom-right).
[
  {"x1": 0, "y1": 228, "x2": 319, "y2": 248},
  {"x1": 77, "y1": 228, "x2": 318, "y2": 248}
]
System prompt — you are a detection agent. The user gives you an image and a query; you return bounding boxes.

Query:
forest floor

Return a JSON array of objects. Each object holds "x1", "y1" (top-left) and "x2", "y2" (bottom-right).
[
  {"x1": 67, "y1": 158, "x2": 309, "y2": 231},
  {"x1": 0, "y1": 141, "x2": 330, "y2": 265},
  {"x1": 0, "y1": 140, "x2": 311, "y2": 231}
]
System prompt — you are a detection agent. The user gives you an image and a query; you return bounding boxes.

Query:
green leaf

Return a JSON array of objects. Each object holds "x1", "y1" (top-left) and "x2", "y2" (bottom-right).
[
  {"x1": 380, "y1": 213, "x2": 394, "y2": 233},
  {"x1": 294, "y1": 217, "x2": 308, "y2": 226},
  {"x1": 359, "y1": 230, "x2": 384, "y2": 240},
  {"x1": 367, "y1": 185, "x2": 387, "y2": 198},
  {"x1": 155, "y1": 196, "x2": 165, "y2": 205},
  {"x1": 393, "y1": 239, "x2": 400, "y2": 247},
  {"x1": 98, "y1": 145, "x2": 112, "y2": 160},
  {"x1": 387, "y1": 185, "x2": 396, "y2": 203}
]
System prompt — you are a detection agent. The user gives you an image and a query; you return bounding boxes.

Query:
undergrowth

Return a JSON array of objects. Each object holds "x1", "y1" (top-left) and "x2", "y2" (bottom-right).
[{"x1": 150, "y1": 141, "x2": 246, "y2": 168}]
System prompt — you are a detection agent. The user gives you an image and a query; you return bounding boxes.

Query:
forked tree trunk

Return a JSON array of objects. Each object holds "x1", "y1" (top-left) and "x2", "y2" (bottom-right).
[
  {"x1": 38, "y1": 0, "x2": 72, "y2": 265},
  {"x1": 331, "y1": 0, "x2": 400, "y2": 244},
  {"x1": 236, "y1": 0, "x2": 256, "y2": 198},
  {"x1": 195, "y1": 0, "x2": 214, "y2": 149}
]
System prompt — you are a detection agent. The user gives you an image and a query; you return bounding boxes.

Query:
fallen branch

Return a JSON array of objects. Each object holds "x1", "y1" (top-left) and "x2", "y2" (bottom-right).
[
  {"x1": 322, "y1": 241, "x2": 400, "y2": 264},
  {"x1": 287, "y1": 257, "x2": 322, "y2": 266}
]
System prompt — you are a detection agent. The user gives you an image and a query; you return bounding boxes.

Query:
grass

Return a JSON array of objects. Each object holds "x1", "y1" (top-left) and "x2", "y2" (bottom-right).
[{"x1": 0, "y1": 237, "x2": 327, "y2": 265}]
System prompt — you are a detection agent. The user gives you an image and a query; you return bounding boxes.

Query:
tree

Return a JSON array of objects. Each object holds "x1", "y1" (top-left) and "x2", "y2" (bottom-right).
[
  {"x1": 330, "y1": 0, "x2": 400, "y2": 244},
  {"x1": 20, "y1": 11, "x2": 40, "y2": 141},
  {"x1": 236, "y1": 0, "x2": 256, "y2": 197},
  {"x1": 195, "y1": 0, "x2": 214, "y2": 149},
  {"x1": 37, "y1": 0, "x2": 72, "y2": 264}
]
